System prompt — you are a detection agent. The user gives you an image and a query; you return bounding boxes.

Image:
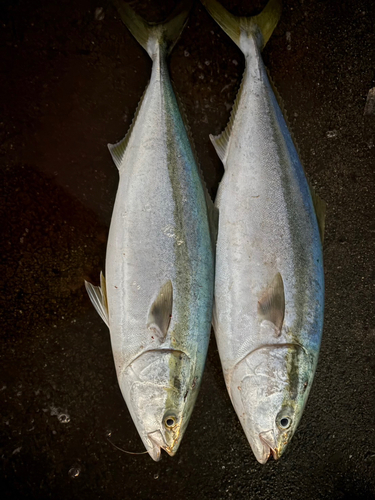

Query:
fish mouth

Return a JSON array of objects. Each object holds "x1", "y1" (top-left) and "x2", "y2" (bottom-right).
[
  {"x1": 258, "y1": 430, "x2": 279, "y2": 463},
  {"x1": 147, "y1": 434, "x2": 162, "y2": 461},
  {"x1": 147, "y1": 430, "x2": 178, "y2": 461}
]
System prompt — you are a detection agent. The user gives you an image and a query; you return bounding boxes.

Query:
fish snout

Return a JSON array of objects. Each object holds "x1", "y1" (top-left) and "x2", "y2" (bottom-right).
[
  {"x1": 257, "y1": 429, "x2": 278, "y2": 463},
  {"x1": 147, "y1": 426, "x2": 182, "y2": 460},
  {"x1": 147, "y1": 430, "x2": 166, "y2": 461}
]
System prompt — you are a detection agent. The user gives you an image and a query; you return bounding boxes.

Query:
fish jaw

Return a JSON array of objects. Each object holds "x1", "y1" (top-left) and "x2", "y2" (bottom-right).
[
  {"x1": 147, "y1": 431, "x2": 163, "y2": 461},
  {"x1": 146, "y1": 426, "x2": 183, "y2": 461},
  {"x1": 117, "y1": 348, "x2": 195, "y2": 460},
  {"x1": 147, "y1": 429, "x2": 179, "y2": 461},
  {"x1": 259, "y1": 429, "x2": 278, "y2": 463},
  {"x1": 236, "y1": 413, "x2": 281, "y2": 464},
  {"x1": 229, "y1": 344, "x2": 313, "y2": 463}
]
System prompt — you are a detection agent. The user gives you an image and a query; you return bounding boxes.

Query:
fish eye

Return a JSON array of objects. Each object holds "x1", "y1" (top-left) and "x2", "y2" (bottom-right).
[
  {"x1": 164, "y1": 413, "x2": 177, "y2": 429},
  {"x1": 278, "y1": 416, "x2": 292, "y2": 430}
]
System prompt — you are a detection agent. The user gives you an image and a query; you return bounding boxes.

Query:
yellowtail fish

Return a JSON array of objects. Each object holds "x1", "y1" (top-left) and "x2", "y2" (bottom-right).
[
  {"x1": 202, "y1": 0, "x2": 326, "y2": 463},
  {"x1": 86, "y1": 0, "x2": 216, "y2": 461}
]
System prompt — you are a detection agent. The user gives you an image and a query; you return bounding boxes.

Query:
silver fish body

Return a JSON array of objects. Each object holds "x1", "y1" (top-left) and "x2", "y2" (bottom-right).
[
  {"x1": 86, "y1": 1, "x2": 215, "y2": 461},
  {"x1": 203, "y1": 0, "x2": 325, "y2": 463}
]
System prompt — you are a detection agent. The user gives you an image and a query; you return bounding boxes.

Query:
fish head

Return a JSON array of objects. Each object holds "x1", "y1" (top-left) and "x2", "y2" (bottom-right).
[
  {"x1": 120, "y1": 348, "x2": 196, "y2": 461},
  {"x1": 230, "y1": 344, "x2": 313, "y2": 464}
]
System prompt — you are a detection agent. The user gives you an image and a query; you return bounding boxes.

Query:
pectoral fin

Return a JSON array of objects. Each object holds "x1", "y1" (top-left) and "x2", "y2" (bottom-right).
[
  {"x1": 85, "y1": 271, "x2": 109, "y2": 328},
  {"x1": 147, "y1": 281, "x2": 173, "y2": 340},
  {"x1": 258, "y1": 273, "x2": 285, "y2": 334}
]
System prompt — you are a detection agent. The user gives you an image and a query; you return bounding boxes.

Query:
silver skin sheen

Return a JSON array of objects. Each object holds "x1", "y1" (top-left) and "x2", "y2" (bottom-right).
[
  {"x1": 203, "y1": 0, "x2": 325, "y2": 463},
  {"x1": 86, "y1": 2, "x2": 215, "y2": 461}
]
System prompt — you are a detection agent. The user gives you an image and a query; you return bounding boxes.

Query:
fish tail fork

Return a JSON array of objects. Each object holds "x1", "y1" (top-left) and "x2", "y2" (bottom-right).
[
  {"x1": 201, "y1": 0, "x2": 281, "y2": 53},
  {"x1": 113, "y1": 0, "x2": 193, "y2": 59}
]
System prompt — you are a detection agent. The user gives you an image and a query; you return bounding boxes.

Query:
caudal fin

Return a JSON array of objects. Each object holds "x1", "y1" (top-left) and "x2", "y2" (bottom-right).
[
  {"x1": 201, "y1": 0, "x2": 281, "y2": 52},
  {"x1": 113, "y1": 0, "x2": 193, "y2": 58}
]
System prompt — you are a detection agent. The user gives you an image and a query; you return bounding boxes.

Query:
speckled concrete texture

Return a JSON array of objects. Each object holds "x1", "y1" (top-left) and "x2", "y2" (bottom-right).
[{"x1": 1, "y1": 1, "x2": 374, "y2": 498}]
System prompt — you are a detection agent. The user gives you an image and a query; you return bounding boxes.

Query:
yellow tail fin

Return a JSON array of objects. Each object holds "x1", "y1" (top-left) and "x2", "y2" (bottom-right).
[{"x1": 201, "y1": 0, "x2": 281, "y2": 52}]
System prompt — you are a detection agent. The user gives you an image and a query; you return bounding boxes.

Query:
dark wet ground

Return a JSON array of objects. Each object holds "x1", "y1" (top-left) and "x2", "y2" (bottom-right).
[{"x1": 1, "y1": 0, "x2": 375, "y2": 498}]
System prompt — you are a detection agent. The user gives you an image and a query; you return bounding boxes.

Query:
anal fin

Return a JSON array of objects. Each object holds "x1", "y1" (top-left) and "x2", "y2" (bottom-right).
[
  {"x1": 85, "y1": 271, "x2": 109, "y2": 328},
  {"x1": 308, "y1": 182, "x2": 327, "y2": 243}
]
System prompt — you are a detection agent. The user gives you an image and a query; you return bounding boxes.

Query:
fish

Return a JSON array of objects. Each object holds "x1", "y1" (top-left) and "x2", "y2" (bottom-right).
[
  {"x1": 201, "y1": 0, "x2": 326, "y2": 463},
  {"x1": 85, "y1": 0, "x2": 216, "y2": 461}
]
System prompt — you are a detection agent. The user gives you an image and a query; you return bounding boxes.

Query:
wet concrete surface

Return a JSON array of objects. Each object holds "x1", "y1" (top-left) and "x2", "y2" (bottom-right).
[{"x1": 1, "y1": 0, "x2": 375, "y2": 498}]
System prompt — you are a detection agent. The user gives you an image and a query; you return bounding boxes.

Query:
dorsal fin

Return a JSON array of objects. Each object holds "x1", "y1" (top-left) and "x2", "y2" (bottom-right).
[
  {"x1": 108, "y1": 0, "x2": 193, "y2": 170},
  {"x1": 203, "y1": 0, "x2": 281, "y2": 166},
  {"x1": 209, "y1": 70, "x2": 245, "y2": 167},
  {"x1": 85, "y1": 271, "x2": 109, "y2": 328},
  {"x1": 147, "y1": 281, "x2": 173, "y2": 340},
  {"x1": 108, "y1": 84, "x2": 148, "y2": 170},
  {"x1": 308, "y1": 182, "x2": 327, "y2": 243},
  {"x1": 258, "y1": 273, "x2": 285, "y2": 333}
]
